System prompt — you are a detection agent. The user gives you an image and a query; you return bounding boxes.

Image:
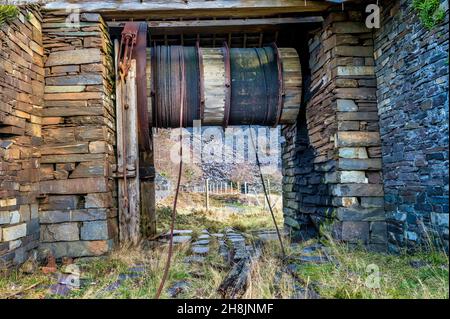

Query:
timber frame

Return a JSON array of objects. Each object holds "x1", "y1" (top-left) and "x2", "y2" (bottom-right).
[{"x1": 42, "y1": 0, "x2": 341, "y2": 19}]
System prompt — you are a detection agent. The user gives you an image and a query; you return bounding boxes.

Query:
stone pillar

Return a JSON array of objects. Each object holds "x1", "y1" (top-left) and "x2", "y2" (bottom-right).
[
  {"x1": 0, "y1": 6, "x2": 43, "y2": 269},
  {"x1": 282, "y1": 9, "x2": 387, "y2": 250},
  {"x1": 38, "y1": 12, "x2": 117, "y2": 258}
]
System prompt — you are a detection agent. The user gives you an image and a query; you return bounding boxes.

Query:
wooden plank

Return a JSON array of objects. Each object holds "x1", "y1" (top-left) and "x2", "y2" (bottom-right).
[
  {"x1": 279, "y1": 48, "x2": 302, "y2": 124},
  {"x1": 43, "y1": 0, "x2": 334, "y2": 19},
  {"x1": 115, "y1": 40, "x2": 141, "y2": 245},
  {"x1": 108, "y1": 17, "x2": 323, "y2": 35}
]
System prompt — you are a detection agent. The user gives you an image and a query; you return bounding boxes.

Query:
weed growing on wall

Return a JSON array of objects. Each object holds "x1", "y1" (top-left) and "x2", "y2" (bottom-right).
[
  {"x1": 413, "y1": 0, "x2": 446, "y2": 29},
  {"x1": 0, "y1": 5, "x2": 19, "y2": 27}
]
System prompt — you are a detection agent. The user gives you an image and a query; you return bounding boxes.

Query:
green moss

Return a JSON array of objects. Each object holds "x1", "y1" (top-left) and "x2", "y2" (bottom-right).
[
  {"x1": 413, "y1": 0, "x2": 446, "y2": 29},
  {"x1": 0, "y1": 5, "x2": 20, "y2": 27}
]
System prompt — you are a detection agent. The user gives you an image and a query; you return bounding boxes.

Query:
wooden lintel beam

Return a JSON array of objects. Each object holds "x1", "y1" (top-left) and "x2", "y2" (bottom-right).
[
  {"x1": 107, "y1": 16, "x2": 324, "y2": 35},
  {"x1": 43, "y1": 0, "x2": 338, "y2": 19}
]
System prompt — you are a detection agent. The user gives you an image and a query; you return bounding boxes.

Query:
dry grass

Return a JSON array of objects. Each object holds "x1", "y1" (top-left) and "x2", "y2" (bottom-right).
[
  {"x1": 1, "y1": 196, "x2": 448, "y2": 299},
  {"x1": 156, "y1": 193, "x2": 283, "y2": 235},
  {"x1": 243, "y1": 240, "x2": 297, "y2": 299},
  {"x1": 292, "y1": 238, "x2": 449, "y2": 299}
]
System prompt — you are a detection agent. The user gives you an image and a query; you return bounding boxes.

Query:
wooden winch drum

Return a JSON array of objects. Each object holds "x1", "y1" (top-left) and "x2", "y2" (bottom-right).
[{"x1": 147, "y1": 45, "x2": 302, "y2": 128}]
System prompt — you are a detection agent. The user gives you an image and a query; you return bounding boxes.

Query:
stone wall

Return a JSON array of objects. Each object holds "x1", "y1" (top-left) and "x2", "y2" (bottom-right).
[
  {"x1": 374, "y1": 0, "x2": 449, "y2": 251},
  {"x1": 282, "y1": 8, "x2": 387, "y2": 250},
  {"x1": 38, "y1": 11, "x2": 117, "y2": 258},
  {"x1": 0, "y1": 6, "x2": 43, "y2": 270}
]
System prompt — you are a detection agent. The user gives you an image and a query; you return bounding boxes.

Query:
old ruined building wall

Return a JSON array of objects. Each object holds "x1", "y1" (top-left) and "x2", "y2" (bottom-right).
[
  {"x1": 0, "y1": 6, "x2": 43, "y2": 269},
  {"x1": 374, "y1": 0, "x2": 449, "y2": 251},
  {"x1": 37, "y1": 11, "x2": 118, "y2": 258},
  {"x1": 282, "y1": 9, "x2": 386, "y2": 250}
]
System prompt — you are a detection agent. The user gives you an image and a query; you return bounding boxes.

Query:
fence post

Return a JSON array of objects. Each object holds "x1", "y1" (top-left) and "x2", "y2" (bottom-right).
[{"x1": 205, "y1": 179, "x2": 210, "y2": 210}]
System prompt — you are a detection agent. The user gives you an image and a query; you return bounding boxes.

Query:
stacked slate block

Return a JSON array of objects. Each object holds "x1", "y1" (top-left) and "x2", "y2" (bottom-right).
[
  {"x1": 374, "y1": 0, "x2": 449, "y2": 251},
  {"x1": 0, "y1": 6, "x2": 43, "y2": 269},
  {"x1": 282, "y1": 9, "x2": 387, "y2": 250},
  {"x1": 38, "y1": 11, "x2": 117, "y2": 258}
]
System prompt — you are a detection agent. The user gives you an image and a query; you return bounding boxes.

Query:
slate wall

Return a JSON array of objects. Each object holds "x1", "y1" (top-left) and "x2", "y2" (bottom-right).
[
  {"x1": 0, "y1": 6, "x2": 43, "y2": 270},
  {"x1": 374, "y1": 0, "x2": 449, "y2": 251},
  {"x1": 282, "y1": 8, "x2": 386, "y2": 250},
  {"x1": 37, "y1": 11, "x2": 118, "y2": 258}
]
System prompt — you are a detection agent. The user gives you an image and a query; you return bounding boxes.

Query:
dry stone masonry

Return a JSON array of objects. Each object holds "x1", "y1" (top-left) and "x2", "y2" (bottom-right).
[
  {"x1": 38, "y1": 10, "x2": 117, "y2": 258},
  {"x1": 282, "y1": 8, "x2": 386, "y2": 250},
  {"x1": 374, "y1": 0, "x2": 449, "y2": 251},
  {"x1": 1, "y1": 0, "x2": 449, "y2": 269},
  {"x1": 0, "y1": 6, "x2": 43, "y2": 270}
]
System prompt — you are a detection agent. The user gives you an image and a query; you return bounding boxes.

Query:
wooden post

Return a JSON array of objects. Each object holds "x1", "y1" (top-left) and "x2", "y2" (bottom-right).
[
  {"x1": 116, "y1": 52, "x2": 141, "y2": 245},
  {"x1": 253, "y1": 187, "x2": 262, "y2": 207},
  {"x1": 140, "y1": 151, "x2": 156, "y2": 238},
  {"x1": 205, "y1": 178, "x2": 210, "y2": 210}
]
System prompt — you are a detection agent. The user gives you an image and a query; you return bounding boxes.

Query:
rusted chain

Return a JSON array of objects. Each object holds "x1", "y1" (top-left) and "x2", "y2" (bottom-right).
[{"x1": 155, "y1": 47, "x2": 186, "y2": 299}]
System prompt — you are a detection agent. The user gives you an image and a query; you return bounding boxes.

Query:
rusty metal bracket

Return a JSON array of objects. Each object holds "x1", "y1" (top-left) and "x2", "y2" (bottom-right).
[
  {"x1": 222, "y1": 41, "x2": 231, "y2": 129},
  {"x1": 118, "y1": 24, "x2": 138, "y2": 81},
  {"x1": 139, "y1": 165, "x2": 156, "y2": 180},
  {"x1": 119, "y1": 22, "x2": 151, "y2": 152}
]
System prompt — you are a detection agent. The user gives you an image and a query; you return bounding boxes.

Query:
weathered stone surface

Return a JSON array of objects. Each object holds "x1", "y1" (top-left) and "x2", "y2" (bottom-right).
[
  {"x1": 336, "y1": 207, "x2": 385, "y2": 222},
  {"x1": 44, "y1": 86, "x2": 85, "y2": 93},
  {"x1": 88, "y1": 141, "x2": 107, "y2": 153},
  {"x1": 42, "y1": 106, "x2": 104, "y2": 117},
  {"x1": 337, "y1": 112, "x2": 378, "y2": 121},
  {"x1": 81, "y1": 221, "x2": 108, "y2": 240},
  {"x1": 69, "y1": 161, "x2": 105, "y2": 178},
  {"x1": 341, "y1": 221, "x2": 370, "y2": 243},
  {"x1": 72, "y1": 209, "x2": 109, "y2": 221},
  {"x1": 338, "y1": 158, "x2": 382, "y2": 171},
  {"x1": 39, "y1": 240, "x2": 112, "y2": 258},
  {"x1": 41, "y1": 223, "x2": 79, "y2": 242},
  {"x1": 9, "y1": 211, "x2": 21, "y2": 224},
  {"x1": 44, "y1": 92, "x2": 103, "y2": 100},
  {"x1": 338, "y1": 147, "x2": 368, "y2": 159},
  {"x1": 40, "y1": 211, "x2": 70, "y2": 224},
  {"x1": 331, "y1": 184, "x2": 384, "y2": 197},
  {"x1": 337, "y1": 66, "x2": 375, "y2": 76},
  {"x1": 85, "y1": 193, "x2": 112, "y2": 208},
  {"x1": 192, "y1": 245, "x2": 209, "y2": 255},
  {"x1": 40, "y1": 143, "x2": 89, "y2": 155},
  {"x1": 2, "y1": 224, "x2": 27, "y2": 241},
  {"x1": 45, "y1": 74, "x2": 103, "y2": 86},
  {"x1": 40, "y1": 178, "x2": 108, "y2": 194},
  {"x1": 45, "y1": 48, "x2": 101, "y2": 67},
  {"x1": 336, "y1": 99, "x2": 358, "y2": 112},
  {"x1": 370, "y1": 222, "x2": 387, "y2": 244},
  {"x1": 41, "y1": 153, "x2": 104, "y2": 164},
  {"x1": 335, "y1": 46, "x2": 373, "y2": 57},
  {"x1": 340, "y1": 171, "x2": 368, "y2": 183},
  {"x1": 0, "y1": 212, "x2": 10, "y2": 225},
  {"x1": 336, "y1": 132, "x2": 381, "y2": 147},
  {"x1": 374, "y1": 0, "x2": 449, "y2": 250},
  {"x1": 332, "y1": 22, "x2": 369, "y2": 34}
]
